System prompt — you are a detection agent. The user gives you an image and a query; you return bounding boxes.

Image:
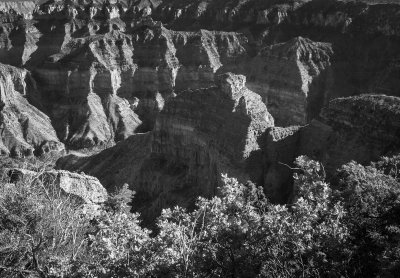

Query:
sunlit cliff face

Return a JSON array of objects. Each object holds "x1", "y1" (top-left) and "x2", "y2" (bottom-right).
[{"x1": 1, "y1": 0, "x2": 400, "y2": 217}]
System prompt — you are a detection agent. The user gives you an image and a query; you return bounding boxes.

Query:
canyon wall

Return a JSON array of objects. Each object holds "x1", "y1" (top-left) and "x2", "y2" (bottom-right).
[
  {"x1": 1, "y1": 0, "x2": 400, "y2": 218},
  {"x1": 0, "y1": 63, "x2": 64, "y2": 156},
  {"x1": 58, "y1": 73, "x2": 274, "y2": 220},
  {"x1": 260, "y1": 95, "x2": 400, "y2": 202},
  {"x1": 1, "y1": 0, "x2": 399, "y2": 149}
]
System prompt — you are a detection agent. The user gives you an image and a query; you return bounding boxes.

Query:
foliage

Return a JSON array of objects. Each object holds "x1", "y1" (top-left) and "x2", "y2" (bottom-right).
[
  {"x1": 0, "y1": 168, "x2": 149, "y2": 278},
  {"x1": 145, "y1": 156, "x2": 349, "y2": 278},
  {"x1": 372, "y1": 154, "x2": 400, "y2": 180},
  {"x1": 1, "y1": 155, "x2": 400, "y2": 277},
  {"x1": 334, "y1": 160, "x2": 400, "y2": 277},
  {"x1": 0, "y1": 168, "x2": 90, "y2": 277}
]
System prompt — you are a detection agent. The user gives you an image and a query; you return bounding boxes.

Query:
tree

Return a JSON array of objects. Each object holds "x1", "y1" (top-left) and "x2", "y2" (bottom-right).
[
  {"x1": 334, "y1": 160, "x2": 400, "y2": 277},
  {"x1": 150, "y1": 156, "x2": 349, "y2": 277}
]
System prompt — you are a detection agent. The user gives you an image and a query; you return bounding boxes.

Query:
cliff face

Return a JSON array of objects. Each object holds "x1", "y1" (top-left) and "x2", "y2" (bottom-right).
[
  {"x1": 2, "y1": 0, "x2": 400, "y2": 219},
  {"x1": 32, "y1": 24, "x2": 249, "y2": 145},
  {"x1": 248, "y1": 36, "x2": 333, "y2": 126},
  {"x1": 0, "y1": 63, "x2": 64, "y2": 157},
  {"x1": 1, "y1": 0, "x2": 400, "y2": 149},
  {"x1": 320, "y1": 95, "x2": 400, "y2": 171},
  {"x1": 260, "y1": 95, "x2": 400, "y2": 202},
  {"x1": 58, "y1": 73, "x2": 273, "y2": 220}
]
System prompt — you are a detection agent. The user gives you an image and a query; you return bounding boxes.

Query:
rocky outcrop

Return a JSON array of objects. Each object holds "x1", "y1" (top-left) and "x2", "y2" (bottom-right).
[
  {"x1": 8, "y1": 168, "x2": 108, "y2": 204},
  {"x1": 320, "y1": 95, "x2": 400, "y2": 172},
  {"x1": 58, "y1": 73, "x2": 274, "y2": 220},
  {"x1": 248, "y1": 37, "x2": 334, "y2": 126},
  {"x1": 0, "y1": 1, "x2": 37, "y2": 19},
  {"x1": 2, "y1": 0, "x2": 400, "y2": 221},
  {"x1": 1, "y1": 0, "x2": 400, "y2": 150},
  {"x1": 32, "y1": 24, "x2": 249, "y2": 145},
  {"x1": 0, "y1": 63, "x2": 64, "y2": 157},
  {"x1": 261, "y1": 95, "x2": 400, "y2": 202},
  {"x1": 150, "y1": 0, "x2": 309, "y2": 31},
  {"x1": 59, "y1": 89, "x2": 400, "y2": 214}
]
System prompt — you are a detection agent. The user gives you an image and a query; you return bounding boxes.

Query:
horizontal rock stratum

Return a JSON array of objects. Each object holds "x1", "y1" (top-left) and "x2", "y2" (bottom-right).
[
  {"x1": 1, "y1": 0, "x2": 400, "y2": 150},
  {"x1": 0, "y1": 63, "x2": 64, "y2": 157},
  {"x1": 1, "y1": 0, "x2": 400, "y2": 220},
  {"x1": 58, "y1": 73, "x2": 274, "y2": 220}
]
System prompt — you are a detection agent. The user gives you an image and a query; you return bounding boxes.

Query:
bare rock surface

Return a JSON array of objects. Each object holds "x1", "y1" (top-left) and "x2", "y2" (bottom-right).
[
  {"x1": 320, "y1": 95, "x2": 400, "y2": 172},
  {"x1": 1, "y1": 0, "x2": 400, "y2": 150},
  {"x1": 2, "y1": 0, "x2": 400, "y2": 219},
  {"x1": 248, "y1": 36, "x2": 333, "y2": 126},
  {"x1": 261, "y1": 95, "x2": 400, "y2": 202},
  {"x1": 0, "y1": 63, "x2": 64, "y2": 157},
  {"x1": 58, "y1": 73, "x2": 273, "y2": 220},
  {"x1": 8, "y1": 168, "x2": 108, "y2": 204}
]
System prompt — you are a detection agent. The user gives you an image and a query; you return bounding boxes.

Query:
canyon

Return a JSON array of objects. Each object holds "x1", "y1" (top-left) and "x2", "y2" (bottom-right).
[{"x1": 1, "y1": 0, "x2": 400, "y2": 220}]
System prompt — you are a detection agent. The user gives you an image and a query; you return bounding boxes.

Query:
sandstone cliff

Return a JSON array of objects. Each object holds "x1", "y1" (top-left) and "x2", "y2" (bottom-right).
[
  {"x1": 2, "y1": 0, "x2": 400, "y2": 220},
  {"x1": 248, "y1": 36, "x2": 333, "y2": 126},
  {"x1": 260, "y1": 94, "x2": 400, "y2": 202},
  {"x1": 0, "y1": 63, "x2": 64, "y2": 157},
  {"x1": 58, "y1": 73, "x2": 274, "y2": 220},
  {"x1": 1, "y1": 0, "x2": 400, "y2": 149}
]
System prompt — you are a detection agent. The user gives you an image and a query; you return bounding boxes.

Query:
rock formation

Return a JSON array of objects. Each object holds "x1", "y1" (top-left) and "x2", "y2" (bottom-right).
[
  {"x1": 58, "y1": 73, "x2": 274, "y2": 220},
  {"x1": 0, "y1": 63, "x2": 64, "y2": 157},
  {"x1": 261, "y1": 94, "x2": 400, "y2": 202},
  {"x1": 1, "y1": 0, "x2": 400, "y2": 150},
  {"x1": 248, "y1": 36, "x2": 334, "y2": 126},
  {"x1": 32, "y1": 25, "x2": 249, "y2": 145},
  {"x1": 1, "y1": 0, "x2": 400, "y2": 220},
  {"x1": 320, "y1": 95, "x2": 400, "y2": 171},
  {"x1": 8, "y1": 168, "x2": 108, "y2": 205}
]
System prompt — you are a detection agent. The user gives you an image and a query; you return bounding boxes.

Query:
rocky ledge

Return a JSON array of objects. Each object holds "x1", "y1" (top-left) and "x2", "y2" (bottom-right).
[
  {"x1": 7, "y1": 167, "x2": 108, "y2": 205},
  {"x1": 58, "y1": 73, "x2": 274, "y2": 220},
  {"x1": 1, "y1": 0, "x2": 400, "y2": 150}
]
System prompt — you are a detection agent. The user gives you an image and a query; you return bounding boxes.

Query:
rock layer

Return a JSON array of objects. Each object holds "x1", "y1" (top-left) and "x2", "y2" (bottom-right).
[
  {"x1": 8, "y1": 168, "x2": 108, "y2": 205},
  {"x1": 2, "y1": 0, "x2": 400, "y2": 221},
  {"x1": 248, "y1": 37, "x2": 333, "y2": 126},
  {"x1": 1, "y1": 0, "x2": 400, "y2": 150},
  {"x1": 58, "y1": 73, "x2": 274, "y2": 220},
  {"x1": 0, "y1": 63, "x2": 64, "y2": 157},
  {"x1": 261, "y1": 95, "x2": 400, "y2": 202}
]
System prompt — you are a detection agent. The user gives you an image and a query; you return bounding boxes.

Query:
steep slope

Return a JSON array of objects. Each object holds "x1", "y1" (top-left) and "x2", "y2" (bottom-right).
[
  {"x1": 320, "y1": 95, "x2": 400, "y2": 171},
  {"x1": 2, "y1": 0, "x2": 400, "y2": 221},
  {"x1": 32, "y1": 23, "x2": 249, "y2": 146},
  {"x1": 248, "y1": 36, "x2": 333, "y2": 126},
  {"x1": 1, "y1": 0, "x2": 400, "y2": 150},
  {"x1": 260, "y1": 94, "x2": 400, "y2": 202},
  {"x1": 0, "y1": 63, "x2": 64, "y2": 157},
  {"x1": 58, "y1": 73, "x2": 274, "y2": 220}
]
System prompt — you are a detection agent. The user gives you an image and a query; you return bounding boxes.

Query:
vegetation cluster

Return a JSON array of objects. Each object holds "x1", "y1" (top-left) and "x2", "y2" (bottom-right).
[{"x1": 1, "y1": 155, "x2": 400, "y2": 277}]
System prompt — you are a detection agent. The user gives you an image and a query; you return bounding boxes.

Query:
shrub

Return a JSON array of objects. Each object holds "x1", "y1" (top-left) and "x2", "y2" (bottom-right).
[
  {"x1": 3, "y1": 155, "x2": 400, "y2": 277},
  {"x1": 0, "y1": 170, "x2": 151, "y2": 278},
  {"x1": 0, "y1": 168, "x2": 90, "y2": 277},
  {"x1": 149, "y1": 156, "x2": 349, "y2": 277},
  {"x1": 73, "y1": 185, "x2": 151, "y2": 278},
  {"x1": 334, "y1": 160, "x2": 400, "y2": 277}
]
